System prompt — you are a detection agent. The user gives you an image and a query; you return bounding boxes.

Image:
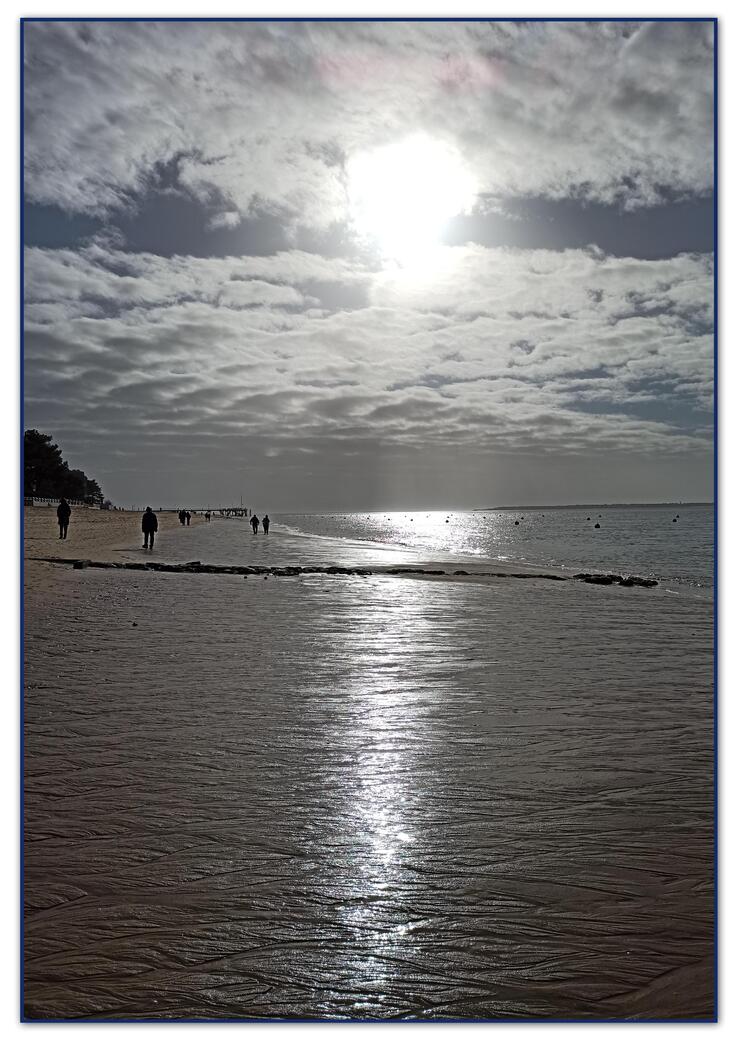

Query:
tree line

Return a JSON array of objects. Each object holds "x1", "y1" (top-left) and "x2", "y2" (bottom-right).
[{"x1": 24, "y1": 430, "x2": 105, "y2": 506}]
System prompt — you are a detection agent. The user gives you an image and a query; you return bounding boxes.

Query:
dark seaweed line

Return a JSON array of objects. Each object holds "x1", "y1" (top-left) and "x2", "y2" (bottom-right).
[{"x1": 32, "y1": 557, "x2": 658, "y2": 588}]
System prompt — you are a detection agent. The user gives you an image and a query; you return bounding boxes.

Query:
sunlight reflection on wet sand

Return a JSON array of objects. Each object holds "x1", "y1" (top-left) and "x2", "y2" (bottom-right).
[{"x1": 24, "y1": 562, "x2": 713, "y2": 1020}]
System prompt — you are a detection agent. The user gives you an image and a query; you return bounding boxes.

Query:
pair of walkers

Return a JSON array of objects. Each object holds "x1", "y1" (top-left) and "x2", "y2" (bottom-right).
[{"x1": 250, "y1": 514, "x2": 270, "y2": 534}]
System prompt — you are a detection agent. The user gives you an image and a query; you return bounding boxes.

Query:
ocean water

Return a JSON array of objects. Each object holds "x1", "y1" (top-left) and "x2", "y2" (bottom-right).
[{"x1": 274, "y1": 504, "x2": 714, "y2": 594}]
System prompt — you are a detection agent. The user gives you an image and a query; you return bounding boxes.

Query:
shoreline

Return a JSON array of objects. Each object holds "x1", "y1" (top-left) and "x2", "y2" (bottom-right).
[
  {"x1": 23, "y1": 508, "x2": 717, "y2": 602},
  {"x1": 22, "y1": 506, "x2": 565, "y2": 577},
  {"x1": 271, "y1": 511, "x2": 711, "y2": 595}
]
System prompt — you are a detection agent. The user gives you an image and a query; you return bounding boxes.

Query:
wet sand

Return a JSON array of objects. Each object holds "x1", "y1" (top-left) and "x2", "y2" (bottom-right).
[{"x1": 23, "y1": 510, "x2": 714, "y2": 1020}]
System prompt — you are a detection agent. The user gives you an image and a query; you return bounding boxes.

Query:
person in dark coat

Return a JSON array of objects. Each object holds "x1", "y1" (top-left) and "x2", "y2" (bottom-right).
[
  {"x1": 142, "y1": 506, "x2": 158, "y2": 550},
  {"x1": 185, "y1": 511, "x2": 191, "y2": 526},
  {"x1": 57, "y1": 498, "x2": 71, "y2": 539},
  {"x1": 250, "y1": 514, "x2": 260, "y2": 534},
  {"x1": 263, "y1": 514, "x2": 270, "y2": 534}
]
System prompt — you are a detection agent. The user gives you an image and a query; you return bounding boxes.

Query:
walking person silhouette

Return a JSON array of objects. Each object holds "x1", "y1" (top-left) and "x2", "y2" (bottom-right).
[
  {"x1": 142, "y1": 506, "x2": 158, "y2": 550},
  {"x1": 250, "y1": 514, "x2": 260, "y2": 534},
  {"x1": 57, "y1": 497, "x2": 71, "y2": 540}
]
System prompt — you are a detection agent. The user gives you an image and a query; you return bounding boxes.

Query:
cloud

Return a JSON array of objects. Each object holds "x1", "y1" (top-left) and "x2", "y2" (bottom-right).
[
  {"x1": 207, "y1": 211, "x2": 241, "y2": 231},
  {"x1": 24, "y1": 241, "x2": 713, "y2": 499},
  {"x1": 24, "y1": 20, "x2": 713, "y2": 228}
]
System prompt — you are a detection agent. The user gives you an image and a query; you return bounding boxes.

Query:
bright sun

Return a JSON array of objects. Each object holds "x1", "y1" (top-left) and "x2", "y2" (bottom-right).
[{"x1": 347, "y1": 134, "x2": 478, "y2": 266}]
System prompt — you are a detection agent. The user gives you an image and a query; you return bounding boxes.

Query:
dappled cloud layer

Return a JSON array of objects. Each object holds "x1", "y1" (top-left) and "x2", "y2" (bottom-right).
[{"x1": 24, "y1": 243, "x2": 713, "y2": 504}]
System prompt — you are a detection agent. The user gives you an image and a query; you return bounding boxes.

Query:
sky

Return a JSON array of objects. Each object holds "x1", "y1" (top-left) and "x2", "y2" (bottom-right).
[{"x1": 22, "y1": 18, "x2": 715, "y2": 510}]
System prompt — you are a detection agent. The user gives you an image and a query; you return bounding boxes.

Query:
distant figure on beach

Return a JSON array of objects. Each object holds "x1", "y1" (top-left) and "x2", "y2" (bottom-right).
[
  {"x1": 185, "y1": 511, "x2": 191, "y2": 526},
  {"x1": 251, "y1": 514, "x2": 260, "y2": 534},
  {"x1": 141, "y1": 506, "x2": 158, "y2": 550},
  {"x1": 263, "y1": 514, "x2": 270, "y2": 534},
  {"x1": 57, "y1": 497, "x2": 71, "y2": 540},
  {"x1": 205, "y1": 511, "x2": 211, "y2": 522},
  {"x1": 178, "y1": 510, "x2": 186, "y2": 526}
]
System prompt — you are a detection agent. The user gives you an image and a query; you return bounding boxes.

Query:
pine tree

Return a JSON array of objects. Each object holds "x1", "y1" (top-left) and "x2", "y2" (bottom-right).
[{"x1": 24, "y1": 430, "x2": 104, "y2": 504}]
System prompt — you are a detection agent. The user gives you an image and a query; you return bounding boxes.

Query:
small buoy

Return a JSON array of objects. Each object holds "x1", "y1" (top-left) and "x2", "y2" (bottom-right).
[
  {"x1": 587, "y1": 516, "x2": 590, "y2": 521},
  {"x1": 594, "y1": 522, "x2": 600, "y2": 528},
  {"x1": 514, "y1": 520, "x2": 520, "y2": 526},
  {"x1": 264, "y1": 576, "x2": 268, "y2": 580},
  {"x1": 132, "y1": 622, "x2": 138, "y2": 627},
  {"x1": 521, "y1": 516, "x2": 524, "y2": 519},
  {"x1": 445, "y1": 518, "x2": 449, "y2": 523},
  {"x1": 673, "y1": 517, "x2": 677, "y2": 523}
]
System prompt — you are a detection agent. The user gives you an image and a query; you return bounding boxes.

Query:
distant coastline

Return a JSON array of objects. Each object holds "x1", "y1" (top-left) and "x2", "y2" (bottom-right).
[{"x1": 472, "y1": 502, "x2": 713, "y2": 512}]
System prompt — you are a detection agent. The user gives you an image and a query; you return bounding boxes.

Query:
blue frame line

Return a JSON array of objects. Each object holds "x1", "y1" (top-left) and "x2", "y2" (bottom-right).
[
  {"x1": 19, "y1": 15, "x2": 25, "y2": 1025},
  {"x1": 712, "y1": 16, "x2": 719, "y2": 1024},
  {"x1": 20, "y1": 15, "x2": 716, "y2": 22}
]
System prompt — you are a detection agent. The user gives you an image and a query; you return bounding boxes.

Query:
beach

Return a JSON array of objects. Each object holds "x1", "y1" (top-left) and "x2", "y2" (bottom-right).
[
  {"x1": 23, "y1": 508, "x2": 714, "y2": 1020},
  {"x1": 23, "y1": 506, "x2": 204, "y2": 570}
]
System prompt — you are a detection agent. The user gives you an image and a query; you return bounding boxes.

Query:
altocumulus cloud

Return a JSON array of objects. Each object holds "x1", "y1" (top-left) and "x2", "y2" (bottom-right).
[{"x1": 25, "y1": 244, "x2": 712, "y2": 456}]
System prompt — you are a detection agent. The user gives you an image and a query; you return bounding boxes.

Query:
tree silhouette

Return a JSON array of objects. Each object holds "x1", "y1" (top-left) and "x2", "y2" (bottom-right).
[{"x1": 24, "y1": 430, "x2": 104, "y2": 505}]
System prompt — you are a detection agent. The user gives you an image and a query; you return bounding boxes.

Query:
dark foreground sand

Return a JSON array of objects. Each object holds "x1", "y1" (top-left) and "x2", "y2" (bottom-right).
[{"x1": 23, "y1": 510, "x2": 714, "y2": 1020}]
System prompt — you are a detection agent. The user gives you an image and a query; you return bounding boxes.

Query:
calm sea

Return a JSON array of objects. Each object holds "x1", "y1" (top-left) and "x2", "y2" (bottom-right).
[{"x1": 274, "y1": 504, "x2": 714, "y2": 594}]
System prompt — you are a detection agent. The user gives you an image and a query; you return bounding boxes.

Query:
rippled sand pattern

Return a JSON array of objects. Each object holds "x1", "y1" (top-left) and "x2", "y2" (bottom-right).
[{"x1": 24, "y1": 564, "x2": 713, "y2": 1020}]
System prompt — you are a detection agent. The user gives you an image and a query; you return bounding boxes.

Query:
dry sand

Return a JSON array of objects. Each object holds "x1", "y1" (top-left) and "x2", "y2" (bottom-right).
[
  {"x1": 24, "y1": 506, "x2": 202, "y2": 567},
  {"x1": 22, "y1": 509, "x2": 714, "y2": 1020}
]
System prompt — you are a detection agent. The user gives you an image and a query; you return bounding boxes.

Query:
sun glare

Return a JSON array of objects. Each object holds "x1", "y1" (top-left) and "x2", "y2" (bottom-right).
[{"x1": 347, "y1": 135, "x2": 477, "y2": 266}]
